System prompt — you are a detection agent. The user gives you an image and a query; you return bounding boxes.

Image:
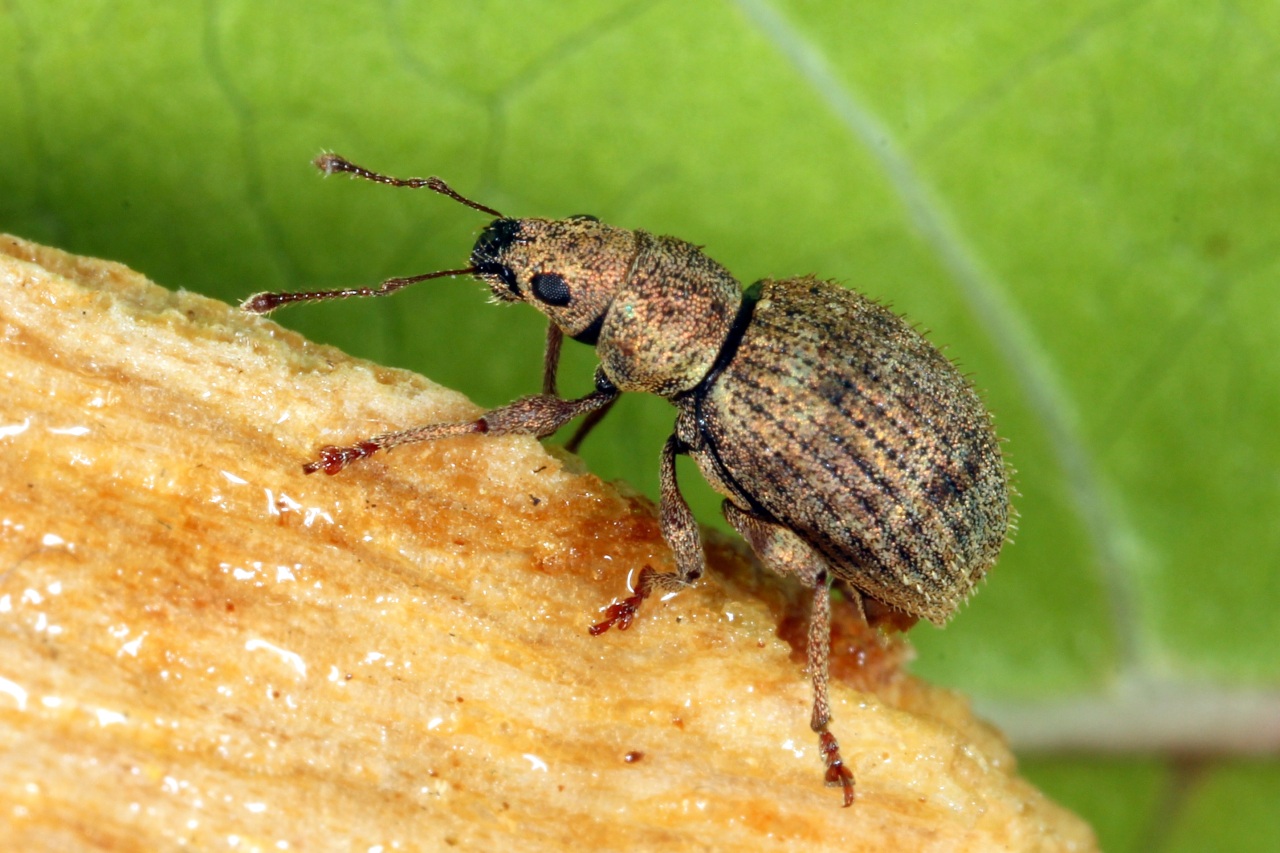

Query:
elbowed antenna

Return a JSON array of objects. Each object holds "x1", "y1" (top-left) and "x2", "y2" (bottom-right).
[
  {"x1": 241, "y1": 154, "x2": 505, "y2": 315},
  {"x1": 314, "y1": 153, "x2": 504, "y2": 218}
]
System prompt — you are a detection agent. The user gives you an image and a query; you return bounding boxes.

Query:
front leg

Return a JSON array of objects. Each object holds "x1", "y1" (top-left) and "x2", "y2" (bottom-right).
[
  {"x1": 540, "y1": 322, "x2": 616, "y2": 453},
  {"x1": 589, "y1": 434, "x2": 706, "y2": 634},
  {"x1": 304, "y1": 380, "x2": 619, "y2": 475},
  {"x1": 541, "y1": 322, "x2": 563, "y2": 397}
]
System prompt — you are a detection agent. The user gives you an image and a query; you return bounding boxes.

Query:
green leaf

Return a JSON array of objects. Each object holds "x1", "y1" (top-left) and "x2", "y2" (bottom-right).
[
  {"x1": 3, "y1": 1, "x2": 1276, "y2": 846},
  {"x1": 1021, "y1": 757, "x2": 1170, "y2": 853}
]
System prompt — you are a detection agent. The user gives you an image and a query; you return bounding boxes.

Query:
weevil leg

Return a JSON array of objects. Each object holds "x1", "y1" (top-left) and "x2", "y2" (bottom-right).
[
  {"x1": 541, "y1": 323, "x2": 616, "y2": 453},
  {"x1": 542, "y1": 322, "x2": 563, "y2": 397},
  {"x1": 835, "y1": 579, "x2": 919, "y2": 634},
  {"x1": 589, "y1": 434, "x2": 705, "y2": 635},
  {"x1": 722, "y1": 502, "x2": 857, "y2": 807},
  {"x1": 303, "y1": 385, "x2": 619, "y2": 476},
  {"x1": 807, "y1": 574, "x2": 856, "y2": 807},
  {"x1": 563, "y1": 396, "x2": 617, "y2": 454}
]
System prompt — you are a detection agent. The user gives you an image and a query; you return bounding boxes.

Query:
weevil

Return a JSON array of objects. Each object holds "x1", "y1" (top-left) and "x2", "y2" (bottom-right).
[{"x1": 243, "y1": 154, "x2": 1011, "y2": 807}]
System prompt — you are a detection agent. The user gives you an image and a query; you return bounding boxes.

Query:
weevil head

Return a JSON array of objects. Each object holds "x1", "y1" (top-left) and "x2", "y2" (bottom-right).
[{"x1": 470, "y1": 215, "x2": 635, "y2": 344}]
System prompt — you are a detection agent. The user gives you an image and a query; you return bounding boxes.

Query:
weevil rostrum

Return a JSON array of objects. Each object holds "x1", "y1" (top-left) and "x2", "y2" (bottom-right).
[{"x1": 243, "y1": 154, "x2": 1011, "y2": 807}]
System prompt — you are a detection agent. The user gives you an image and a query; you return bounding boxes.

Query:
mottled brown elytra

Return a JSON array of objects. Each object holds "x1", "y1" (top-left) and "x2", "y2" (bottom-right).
[{"x1": 243, "y1": 154, "x2": 1011, "y2": 807}]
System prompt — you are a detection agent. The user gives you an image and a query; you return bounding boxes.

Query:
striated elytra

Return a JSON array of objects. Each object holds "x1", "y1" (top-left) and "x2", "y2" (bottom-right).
[{"x1": 243, "y1": 154, "x2": 1011, "y2": 807}]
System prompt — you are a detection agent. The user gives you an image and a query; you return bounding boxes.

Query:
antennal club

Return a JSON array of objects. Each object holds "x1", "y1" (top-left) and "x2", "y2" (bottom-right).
[{"x1": 313, "y1": 153, "x2": 504, "y2": 218}]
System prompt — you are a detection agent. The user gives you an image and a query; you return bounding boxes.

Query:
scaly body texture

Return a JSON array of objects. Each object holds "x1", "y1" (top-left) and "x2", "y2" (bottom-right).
[{"x1": 683, "y1": 276, "x2": 1006, "y2": 626}]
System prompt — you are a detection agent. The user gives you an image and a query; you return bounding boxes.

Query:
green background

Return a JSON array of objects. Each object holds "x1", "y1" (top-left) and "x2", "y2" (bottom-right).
[{"x1": 2, "y1": 2, "x2": 1276, "y2": 848}]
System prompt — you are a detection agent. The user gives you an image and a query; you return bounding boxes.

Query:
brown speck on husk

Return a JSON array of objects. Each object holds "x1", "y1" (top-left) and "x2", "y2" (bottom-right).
[{"x1": 0, "y1": 234, "x2": 1094, "y2": 851}]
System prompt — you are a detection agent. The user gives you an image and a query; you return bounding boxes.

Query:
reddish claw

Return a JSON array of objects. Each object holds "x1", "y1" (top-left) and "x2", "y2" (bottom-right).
[
  {"x1": 302, "y1": 441, "x2": 381, "y2": 475},
  {"x1": 589, "y1": 591, "x2": 648, "y2": 635},
  {"x1": 818, "y1": 730, "x2": 855, "y2": 807},
  {"x1": 589, "y1": 568, "x2": 662, "y2": 635}
]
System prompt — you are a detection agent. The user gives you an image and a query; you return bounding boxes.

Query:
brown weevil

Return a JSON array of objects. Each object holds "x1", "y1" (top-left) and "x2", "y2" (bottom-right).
[{"x1": 243, "y1": 154, "x2": 1011, "y2": 807}]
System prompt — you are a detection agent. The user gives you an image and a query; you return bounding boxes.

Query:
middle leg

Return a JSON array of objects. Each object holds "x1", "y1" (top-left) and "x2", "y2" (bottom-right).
[{"x1": 589, "y1": 434, "x2": 706, "y2": 635}]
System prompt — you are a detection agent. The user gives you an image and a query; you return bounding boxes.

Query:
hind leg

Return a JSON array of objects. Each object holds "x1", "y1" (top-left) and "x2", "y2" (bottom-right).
[{"x1": 722, "y1": 501, "x2": 856, "y2": 807}]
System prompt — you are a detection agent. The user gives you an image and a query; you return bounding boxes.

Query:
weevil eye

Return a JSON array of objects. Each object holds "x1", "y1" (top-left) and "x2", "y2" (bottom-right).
[{"x1": 530, "y1": 272, "x2": 571, "y2": 306}]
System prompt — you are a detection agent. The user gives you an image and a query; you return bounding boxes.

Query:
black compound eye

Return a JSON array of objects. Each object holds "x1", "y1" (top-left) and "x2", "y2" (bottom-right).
[
  {"x1": 569, "y1": 214, "x2": 599, "y2": 222},
  {"x1": 530, "y1": 272, "x2": 572, "y2": 306}
]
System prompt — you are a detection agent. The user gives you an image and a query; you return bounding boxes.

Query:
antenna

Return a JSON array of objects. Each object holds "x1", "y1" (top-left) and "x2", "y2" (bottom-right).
[
  {"x1": 241, "y1": 154, "x2": 505, "y2": 314},
  {"x1": 241, "y1": 268, "x2": 478, "y2": 315},
  {"x1": 313, "y1": 153, "x2": 504, "y2": 218}
]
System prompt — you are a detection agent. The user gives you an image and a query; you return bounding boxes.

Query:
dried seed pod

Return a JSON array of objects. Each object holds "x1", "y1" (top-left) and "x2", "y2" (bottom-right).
[{"x1": 243, "y1": 155, "x2": 1011, "y2": 807}]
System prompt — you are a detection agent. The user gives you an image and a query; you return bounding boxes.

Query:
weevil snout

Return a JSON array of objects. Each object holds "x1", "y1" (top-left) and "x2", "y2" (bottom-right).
[{"x1": 470, "y1": 218, "x2": 524, "y2": 301}]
